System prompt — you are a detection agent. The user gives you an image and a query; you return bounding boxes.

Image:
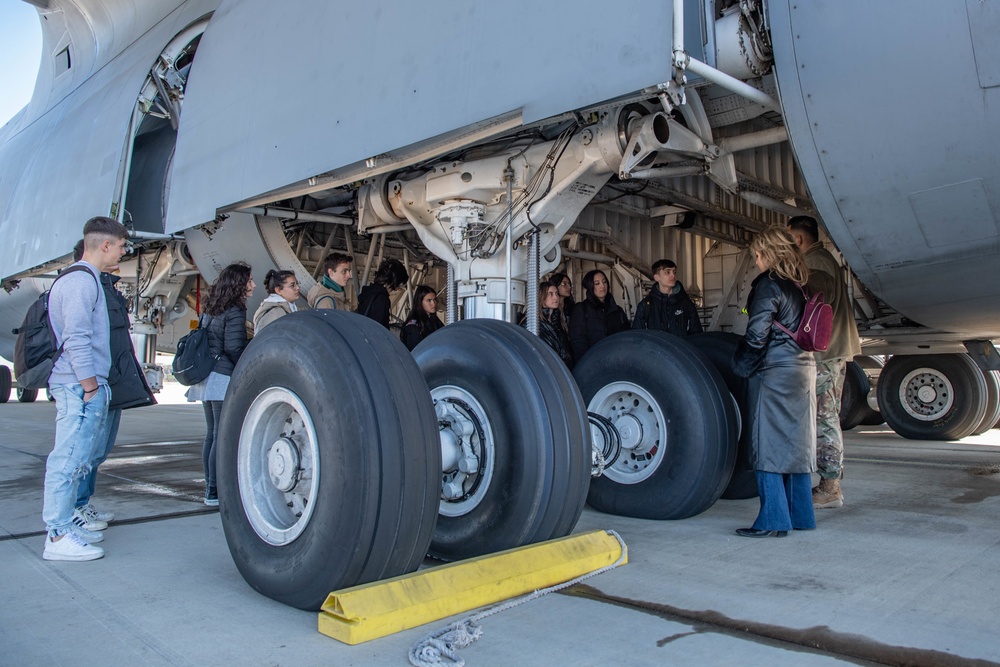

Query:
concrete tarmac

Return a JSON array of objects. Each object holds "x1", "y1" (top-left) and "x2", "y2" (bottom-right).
[{"x1": 2, "y1": 383, "x2": 999, "y2": 667}]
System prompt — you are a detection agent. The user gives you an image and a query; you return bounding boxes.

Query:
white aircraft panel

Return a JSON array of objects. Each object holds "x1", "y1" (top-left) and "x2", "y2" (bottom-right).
[
  {"x1": 0, "y1": 0, "x2": 219, "y2": 278},
  {"x1": 166, "y1": 0, "x2": 704, "y2": 233},
  {"x1": 769, "y1": 0, "x2": 1000, "y2": 335}
]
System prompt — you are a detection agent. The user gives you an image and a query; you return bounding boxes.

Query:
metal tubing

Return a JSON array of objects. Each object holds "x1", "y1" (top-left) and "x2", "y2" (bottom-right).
[
  {"x1": 683, "y1": 57, "x2": 782, "y2": 112},
  {"x1": 629, "y1": 165, "x2": 706, "y2": 180},
  {"x1": 446, "y1": 264, "x2": 457, "y2": 324},
  {"x1": 672, "y1": 0, "x2": 685, "y2": 65},
  {"x1": 739, "y1": 190, "x2": 811, "y2": 219},
  {"x1": 366, "y1": 224, "x2": 412, "y2": 234},
  {"x1": 526, "y1": 230, "x2": 539, "y2": 335},
  {"x1": 717, "y1": 126, "x2": 788, "y2": 154},
  {"x1": 242, "y1": 206, "x2": 354, "y2": 225},
  {"x1": 311, "y1": 225, "x2": 339, "y2": 279},
  {"x1": 503, "y1": 167, "x2": 514, "y2": 323},
  {"x1": 361, "y1": 234, "x2": 379, "y2": 286}
]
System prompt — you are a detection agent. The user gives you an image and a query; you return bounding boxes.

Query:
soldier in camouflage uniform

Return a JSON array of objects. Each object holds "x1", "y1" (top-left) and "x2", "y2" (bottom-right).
[{"x1": 788, "y1": 216, "x2": 861, "y2": 508}]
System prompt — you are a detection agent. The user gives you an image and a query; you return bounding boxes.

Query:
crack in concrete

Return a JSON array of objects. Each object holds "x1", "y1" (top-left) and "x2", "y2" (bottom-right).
[{"x1": 562, "y1": 583, "x2": 1000, "y2": 667}]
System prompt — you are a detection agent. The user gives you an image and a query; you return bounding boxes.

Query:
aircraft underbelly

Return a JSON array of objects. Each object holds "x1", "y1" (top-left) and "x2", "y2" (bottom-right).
[
  {"x1": 165, "y1": 0, "x2": 705, "y2": 233},
  {"x1": 769, "y1": 0, "x2": 1000, "y2": 336}
]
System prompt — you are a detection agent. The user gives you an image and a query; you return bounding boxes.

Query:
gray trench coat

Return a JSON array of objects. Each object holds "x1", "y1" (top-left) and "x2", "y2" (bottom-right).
[{"x1": 733, "y1": 272, "x2": 817, "y2": 474}]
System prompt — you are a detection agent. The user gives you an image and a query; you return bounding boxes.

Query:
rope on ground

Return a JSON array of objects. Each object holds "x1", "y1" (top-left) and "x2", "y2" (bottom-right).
[{"x1": 407, "y1": 530, "x2": 628, "y2": 667}]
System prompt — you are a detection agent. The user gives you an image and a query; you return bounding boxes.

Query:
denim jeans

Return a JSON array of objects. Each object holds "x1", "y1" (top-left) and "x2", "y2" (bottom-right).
[
  {"x1": 43, "y1": 383, "x2": 110, "y2": 535},
  {"x1": 75, "y1": 408, "x2": 122, "y2": 509},
  {"x1": 203, "y1": 400, "x2": 223, "y2": 495},
  {"x1": 751, "y1": 471, "x2": 816, "y2": 532}
]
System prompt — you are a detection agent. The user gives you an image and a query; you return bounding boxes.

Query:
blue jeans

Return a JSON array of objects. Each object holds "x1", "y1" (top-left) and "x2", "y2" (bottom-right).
[
  {"x1": 203, "y1": 400, "x2": 223, "y2": 495},
  {"x1": 751, "y1": 471, "x2": 816, "y2": 532},
  {"x1": 43, "y1": 384, "x2": 110, "y2": 535},
  {"x1": 75, "y1": 408, "x2": 122, "y2": 509}
]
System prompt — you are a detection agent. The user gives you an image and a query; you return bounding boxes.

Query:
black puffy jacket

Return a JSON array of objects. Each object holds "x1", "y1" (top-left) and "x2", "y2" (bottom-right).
[
  {"x1": 568, "y1": 293, "x2": 629, "y2": 360},
  {"x1": 632, "y1": 282, "x2": 703, "y2": 337},
  {"x1": 357, "y1": 284, "x2": 391, "y2": 328},
  {"x1": 400, "y1": 314, "x2": 444, "y2": 351},
  {"x1": 522, "y1": 307, "x2": 574, "y2": 369},
  {"x1": 104, "y1": 273, "x2": 155, "y2": 410},
  {"x1": 205, "y1": 305, "x2": 249, "y2": 377}
]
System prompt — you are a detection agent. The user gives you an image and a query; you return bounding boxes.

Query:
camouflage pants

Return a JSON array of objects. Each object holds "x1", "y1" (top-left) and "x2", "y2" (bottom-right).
[{"x1": 815, "y1": 358, "x2": 847, "y2": 479}]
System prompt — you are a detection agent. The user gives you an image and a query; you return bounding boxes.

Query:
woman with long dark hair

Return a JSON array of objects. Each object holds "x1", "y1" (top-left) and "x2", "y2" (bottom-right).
[
  {"x1": 252, "y1": 269, "x2": 300, "y2": 332},
  {"x1": 186, "y1": 261, "x2": 254, "y2": 506},
  {"x1": 568, "y1": 269, "x2": 629, "y2": 360},
  {"x1": 732, "y1": 226, "x2": 817, "y2": 537},
  {"x1": 549, "y1": 272, "x2": 575, "y2": 320},
  {"x1": 522, "y1": 281, "x2": 574, "y2": 368},
  {"x1": 400, "y1": 285, "x2": 444, "y2": 351},
  {"x1": 357, "y1": 258, "x2": 409, "y2": 328}
]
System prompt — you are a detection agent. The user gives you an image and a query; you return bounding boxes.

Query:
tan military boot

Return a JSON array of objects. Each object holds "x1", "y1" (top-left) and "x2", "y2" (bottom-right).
[{"x1": 812, "y1": 478, "x2": 844, "y2": 509}]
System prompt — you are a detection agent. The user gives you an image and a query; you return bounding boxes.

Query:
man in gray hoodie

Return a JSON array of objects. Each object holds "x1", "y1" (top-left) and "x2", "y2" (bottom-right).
[{"x1": 42, "y1": 216, "x2": 129, "y2": 562}]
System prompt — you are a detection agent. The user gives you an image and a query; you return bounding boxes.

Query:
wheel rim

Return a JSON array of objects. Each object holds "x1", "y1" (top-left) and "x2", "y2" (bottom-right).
[
  {"x1": 587, "y1": 381, "x2": 667, "y2": 484},
  {"x1": 898, "y1": 367, "x2": 955, "y2": 421},
  {"x1": 238, "y1": 387, "x2": 320, "y2": 545},
  {"x1": 432, "y1": 385, "x2": 495, "y2": 518}
]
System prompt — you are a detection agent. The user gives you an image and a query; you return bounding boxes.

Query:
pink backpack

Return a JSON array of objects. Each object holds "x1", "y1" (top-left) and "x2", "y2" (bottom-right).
[{"x1": 773, "y1": 285, "x2": 833, "y2": 352}]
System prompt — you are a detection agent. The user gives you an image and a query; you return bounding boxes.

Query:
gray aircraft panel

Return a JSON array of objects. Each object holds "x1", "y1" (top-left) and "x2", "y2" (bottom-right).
[
  {"x1": 0, "y1": 0, "x2": 218, "y2": 278},
  {"x1": 165, "y1": 0, "x2": 705, "y2": 233},
  {"x1": 769, "y1": 0, "x2": 1000, "y2": 335}
]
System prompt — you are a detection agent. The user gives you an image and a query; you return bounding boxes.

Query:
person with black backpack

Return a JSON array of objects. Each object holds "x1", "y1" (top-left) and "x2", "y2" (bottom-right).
[
  {"x1": 41, "y1": 217, "x2": 129, "y2": 562},
  {"x1": 185, "y1": 262, "x2": 255, "y2": 506},
  {"x1": 732, "y1": 226, "x2": 817, "y2": 538},
  {"x1": 68, "y1": 239, "x2": 155, "y2": 537}
]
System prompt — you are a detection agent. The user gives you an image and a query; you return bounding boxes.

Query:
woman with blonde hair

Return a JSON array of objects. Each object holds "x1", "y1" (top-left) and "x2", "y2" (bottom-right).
[{"x1": 732, "y1": 226, "x2": 817, "y2": 537}]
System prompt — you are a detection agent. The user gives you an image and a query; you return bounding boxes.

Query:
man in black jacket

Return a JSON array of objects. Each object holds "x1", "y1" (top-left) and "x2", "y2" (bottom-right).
[
  {"x1": 632, "y1": 259, "x2": 703, "y2": 337},
  {"x1": 70, "y1": 239, "x2": 155, "y2": 533}
]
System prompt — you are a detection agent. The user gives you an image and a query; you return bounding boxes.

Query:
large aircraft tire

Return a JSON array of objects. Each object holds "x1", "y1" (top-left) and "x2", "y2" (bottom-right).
[
  {"x1": 878, "y1": 354, "x2": 988, "y2": 441},
  {"x1": 0, "y1": 366, "x2": 11, "y2": 403},
  {"x1": 855, "y1": 356, "x2": 885, "y2": 426},
  {"x1": 414, "y1": 320, "x2": 590, "y2": 561},
  {"x1": 970, "y1": 370, "x2": 1000, "y2": 436},
  {"x1": 576, "y1": 331, "x2": 737, "y2": 519},
  {"x1": 686, "y1": 332, "x2": 757, "y2": 500},
  {"x1": 839, "y1": 361, "x2": 869, "y2": 432},
  {"x1": 17, "y1": 387, "x2": 39, "y2": 403},
  {"x1": 217, "y1": 310, "x2": 440, "y2": 611}
]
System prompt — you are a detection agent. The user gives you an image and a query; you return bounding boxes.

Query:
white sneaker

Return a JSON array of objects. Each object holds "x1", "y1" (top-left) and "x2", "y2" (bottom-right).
[
  {"x1": 43, "y1": 532, "x2": 105, "y2": 561},
  {"x1": 73, "y1": 506, "x2": 108, "y2": 531},
  {"x1": 83, "y1": 503, "x2": 115, "y2": 523},
  {"x1": 69, "y1": 519, "x2": 104, "y2": 544}
]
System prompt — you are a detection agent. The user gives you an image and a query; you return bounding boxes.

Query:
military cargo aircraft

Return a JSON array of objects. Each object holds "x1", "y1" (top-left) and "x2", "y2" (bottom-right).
[{"x1": 2, "y1": 0, "x2": 998, "y2": 609}]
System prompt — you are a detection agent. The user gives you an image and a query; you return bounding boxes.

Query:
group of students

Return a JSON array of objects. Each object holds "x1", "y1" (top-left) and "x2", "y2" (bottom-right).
[
  {"x1": 187, "y1": 217, "x2": 855, "y2": 538},
  {"x1": 186, "y1": 255, "x2": 446, "y2": 505},
  {"x1": 521, "y1": 260, "x2": 703, "y2": 370}
]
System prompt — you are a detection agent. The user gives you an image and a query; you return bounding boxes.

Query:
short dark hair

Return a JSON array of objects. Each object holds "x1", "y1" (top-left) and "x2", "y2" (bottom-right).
[
  {"x1": 787, "y1": 215, "x2": 819, "y2": 242},
  {"x1": 323, "y1": 253, "x2": 352, "y2": 274},
  {"x1": 83, "y1": 216, "x2": 128, "y2": 241},
  {"x1": 72, "y1": 239, "x2": 85, "y2": 262},
  {"x1": 372, "y1": 258, "x2": 409, "y2": 290},
  {"x1": 651, "y1": 259, "x2": 677, "y2": 274},
  {"x1": 264, "y1": 269, "x2": 296, "y2": 294}
]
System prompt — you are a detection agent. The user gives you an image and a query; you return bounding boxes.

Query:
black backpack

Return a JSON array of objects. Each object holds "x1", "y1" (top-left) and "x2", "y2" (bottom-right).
[
  {"x1": 12, "y1": 265, "x2": 98, "y2": 390},
  {"x1": 172, "y1": 314, "x2": 215, "y2": 386}
]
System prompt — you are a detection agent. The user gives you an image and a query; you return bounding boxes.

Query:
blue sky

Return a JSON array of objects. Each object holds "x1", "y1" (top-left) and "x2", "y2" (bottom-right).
[{"x1": 0, "y1": 1, "x2": 43, "y2": 128}]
